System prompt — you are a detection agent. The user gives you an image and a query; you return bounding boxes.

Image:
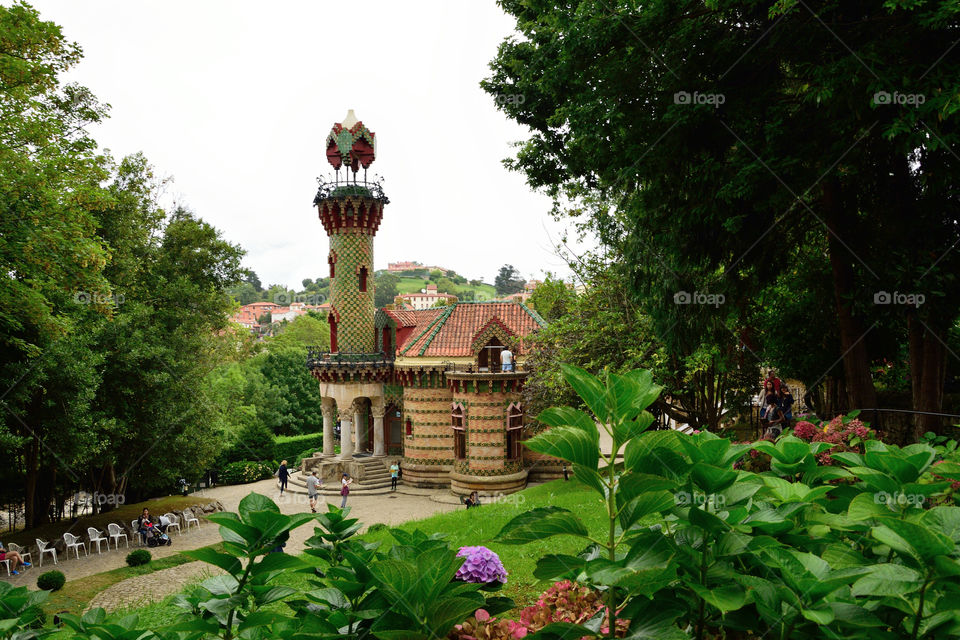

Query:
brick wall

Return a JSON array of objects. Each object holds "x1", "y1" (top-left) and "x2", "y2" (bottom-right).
[{"x1": 402, "y1": 386, "x2": 454, "y2": 466}]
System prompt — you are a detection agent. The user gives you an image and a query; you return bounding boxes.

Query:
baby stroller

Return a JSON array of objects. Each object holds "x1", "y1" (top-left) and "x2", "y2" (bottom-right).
[{"x1": 142, "y1": 521, "x2": 172, "y2": 547}]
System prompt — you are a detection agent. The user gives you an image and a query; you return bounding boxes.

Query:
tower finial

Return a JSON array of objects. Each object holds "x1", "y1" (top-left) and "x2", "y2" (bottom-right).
[{"x1": 325, "y1": 111, "x2": 376, "y2": 172}]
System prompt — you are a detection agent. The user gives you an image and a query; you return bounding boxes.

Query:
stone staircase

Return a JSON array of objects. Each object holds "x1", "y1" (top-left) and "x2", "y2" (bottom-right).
[{"x1": 288, "y1": 456, "x2": 399, "y2": 496}]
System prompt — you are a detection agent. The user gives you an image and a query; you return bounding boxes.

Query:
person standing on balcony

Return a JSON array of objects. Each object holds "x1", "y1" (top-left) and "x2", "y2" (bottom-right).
[{"x1": 501, "y1": 347, "x2": 513, "y2": 372}]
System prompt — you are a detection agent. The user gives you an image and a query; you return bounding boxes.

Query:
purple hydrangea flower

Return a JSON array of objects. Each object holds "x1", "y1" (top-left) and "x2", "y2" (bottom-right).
[{"x1": 455, "y1": 545, "x2": 508, "y2": 584}]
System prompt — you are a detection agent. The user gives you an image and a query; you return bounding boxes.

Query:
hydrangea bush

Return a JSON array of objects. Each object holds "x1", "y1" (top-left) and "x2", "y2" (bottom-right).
[{"x1": 455, "y1": 546, "x2": 508, "y2": 584}]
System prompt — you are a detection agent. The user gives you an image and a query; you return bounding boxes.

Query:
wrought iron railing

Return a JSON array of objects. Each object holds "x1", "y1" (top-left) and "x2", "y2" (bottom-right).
[
  {"x1": 313, "y1": 176, "x2": 388, "y2": 205},
  {"x1": 306, "y1": 348, "x2": 393, "y2": 367},
  {"x1": 440, "y1": 361, "x2": 527, "y2": 374}
]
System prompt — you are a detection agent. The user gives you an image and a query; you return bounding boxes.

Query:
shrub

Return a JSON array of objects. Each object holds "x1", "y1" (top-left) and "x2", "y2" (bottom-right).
[
  {"x1": 36, "y1": 570, "x2": 65, "y2": 591},
  {"x1": 275, "y1": 433, "x2": 325, "y2": 463},
  {"x1": 125, "y1": 549, "x2": 151, "y2": 567},
  {"x1": 366, "y1": 523, "x2": 389, "y2": 534},
  {"x1": 218, "y1": 460, "x2": 276, "y2": 485}
]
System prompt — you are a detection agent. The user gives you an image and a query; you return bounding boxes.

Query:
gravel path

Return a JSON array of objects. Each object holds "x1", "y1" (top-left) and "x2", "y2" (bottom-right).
[{"x1": 28, "y1": 478, "x2": 459, "y2": 612}]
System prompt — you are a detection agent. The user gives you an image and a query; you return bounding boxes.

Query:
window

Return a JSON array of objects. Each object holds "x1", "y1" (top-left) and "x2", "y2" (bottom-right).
[
  {"x1": 382, "y1": 327, "x2": 391, "y2": 354},
  {"x1": 359, "y1": 267, "x2": 368, "y2": 292},
  {"x1": 507, "y1": 403, "x2": 523, "y2": 460},
  {"x1": 328, "y1": 314, "x2": 337, "y2": 352},
  {"x1": 328, "y1": 254, "x2": 335, "y2": 278},
  {"x1": 405, "y1": 418, "x2": 412, "y2": 436},
  {"x1": 478, "y1": 338, "x2": 504, "y2": 371},
  {"x1": 452, "y1": 404, "x2": 465, "y2": 459}
]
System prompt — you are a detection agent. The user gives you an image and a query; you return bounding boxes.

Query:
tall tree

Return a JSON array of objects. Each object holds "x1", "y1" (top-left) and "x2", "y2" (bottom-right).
[{"x1": 494, "y1": 264, "x2": 525, "y2": 296}]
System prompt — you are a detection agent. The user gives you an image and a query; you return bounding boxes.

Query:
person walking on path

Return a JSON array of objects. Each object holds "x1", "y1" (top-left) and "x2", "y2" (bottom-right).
[
  {"x1": 340, "y1": 473, "x2": 353, "y2": 509},
  {"x1": 305, "y1": 471, "x2": 322, "y2": 513},
  {"x1": 501, "y1": 347, "x2": 513, "y2": 372},
  {"x1": 389, "y1": 462, "x2": 399, "y2": 491},
  {"x1": 277, "y1": 460, "x2": 289, "y2": 495}
]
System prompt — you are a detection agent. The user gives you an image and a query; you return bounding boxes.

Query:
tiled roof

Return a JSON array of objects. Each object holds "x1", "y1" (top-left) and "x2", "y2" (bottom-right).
[
  {"x1": 397, "y1": 301, "x2": 545, "y2": 357},
  {"x1": 385, "y1": 309, "x2": 435, "y2": 327}
]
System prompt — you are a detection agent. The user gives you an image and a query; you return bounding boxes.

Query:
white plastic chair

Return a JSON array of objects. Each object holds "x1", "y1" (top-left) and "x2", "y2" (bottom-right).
[
  {"x1": 183, "y1": 510, "x2": 200, "y2": 531},
  {"x1": 107, "y1": 523, "x2": 128, "y2": 549},
  {"x1": 87, "y1": 528, "x2": 108, "y2": 555},
  {"x1": 162, "y1": 513, "x2": 181, "y2": 536},
  {"x1": 130, "y1": 520, "x2": 143, "y2": 546},
  {"x1": 63, "y1": 533, "x2": 87, "y2": 559},
  {"x1": 36, "y1": 539, "x2": 57, "y2": 567},
  {"x1": 8, "y1": 543, "x2": 31, "y2": 567}
]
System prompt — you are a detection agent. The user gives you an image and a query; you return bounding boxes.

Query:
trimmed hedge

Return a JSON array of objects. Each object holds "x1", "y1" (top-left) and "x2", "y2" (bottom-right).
[
  {"x1": 275, "y1": 433, "x2": 324, "y2": 464},
  {"x1": 36, "y1": 570, "x2": 65, "y2": 591},
  {"x1": 126, "y1": 549, "x2": 151, "y2": 567}
]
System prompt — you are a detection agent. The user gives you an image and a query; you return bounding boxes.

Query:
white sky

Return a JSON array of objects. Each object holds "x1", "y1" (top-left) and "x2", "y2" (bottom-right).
[{"x1": 27, "y1": 0, "x2": 588, "y2": 287}]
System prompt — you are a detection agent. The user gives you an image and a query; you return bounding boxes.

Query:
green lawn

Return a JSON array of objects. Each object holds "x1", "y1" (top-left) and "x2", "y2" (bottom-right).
[
  {"x1": 394, "y1": 276, "x2": 499, "y2": 301},
  {"x1": 101, "y1": 479, "x2": 607, "y2": 627}
]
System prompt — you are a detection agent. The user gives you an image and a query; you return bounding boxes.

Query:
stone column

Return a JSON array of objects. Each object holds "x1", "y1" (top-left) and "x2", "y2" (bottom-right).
[
  {"x1": 339, "y1": 402, "x2": 355, "y2": 460},
  {"x1": 356, "y1": 400, "x2": 368, "y2": 453},
  {"x1": 372, "y1": 398, "x2": 386, "y2": 457},
  {"x1": 322, "y1": 398, "x2": 336, "y2": 457}
]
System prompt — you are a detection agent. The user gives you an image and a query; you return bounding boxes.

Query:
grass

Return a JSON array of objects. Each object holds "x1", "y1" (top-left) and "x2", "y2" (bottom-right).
[
  {"x1": 4, "y1": 495, "x2": 215, "y2": 550},
  {"x1": 79, "y1": 478, "x2": 607, "y2": 629},
  {"x1": 394, "y1": 276, "x2": 499, "y2": 301}
]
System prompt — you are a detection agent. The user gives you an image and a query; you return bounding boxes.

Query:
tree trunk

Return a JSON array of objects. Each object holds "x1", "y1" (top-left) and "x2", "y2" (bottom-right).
[
  {"x1": 822, "y1": 178, "x2": 877, "y2": 410},
  {"x1": 24, "y1": 435, "x2": 39, "y2": 529},
  {"x1": 910, "y1": 313, "x2": 947, "y2": 441}
]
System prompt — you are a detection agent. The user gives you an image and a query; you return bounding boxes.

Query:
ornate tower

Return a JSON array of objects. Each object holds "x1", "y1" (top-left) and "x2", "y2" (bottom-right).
[
  {"x1": 316, "y1": 109, "x2": 387, "y2": 354},
  {"x1": 307, "y1": 110, "x2": 391, "y2": 463}
]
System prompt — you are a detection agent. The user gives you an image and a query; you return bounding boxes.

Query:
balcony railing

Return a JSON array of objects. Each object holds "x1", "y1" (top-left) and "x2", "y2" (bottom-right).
[
  {"x1": 313, "y1": 177, "x2": 388, "y2": 205},
  {"x1": 306, "y1": 348, "x2": 393, "y2": 368},
  {"x1": 440, "y1": 361, "x2": 527, "y2": 374}
]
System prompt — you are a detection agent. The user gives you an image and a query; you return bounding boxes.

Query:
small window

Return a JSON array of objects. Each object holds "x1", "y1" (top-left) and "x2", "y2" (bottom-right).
[
  {"x1": 359, "y1": 267, "x2": 368, "y2": 292},
  {"x1": 405, "y1": 418, "x2": 412, "y2": 436},
  {"x1": 507, "y1": 402, "x2": 523, "y2": 460},
  {"x1": 328, "y1": 255, "x2": 335, "y2": 278},
  {"x1": 478, "y1": 338, "x2": 504, "y2": 371},
  {"x1": 328, "y1": 314, "x2": 338, "y2": 352},
  {"x1": 452, "y1": 404, "x2": 465, "y2": 459}
]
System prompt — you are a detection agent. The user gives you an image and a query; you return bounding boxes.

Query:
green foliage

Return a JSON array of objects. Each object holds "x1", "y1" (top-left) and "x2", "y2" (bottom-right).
[
  {"x1": 494, "y1": 264, "x2": 525, "y2": 296},
  {"x1": 0, "y1": 580, "x2": 50, "y2": 638},
  {"x1": 274, "y1": 433, "x2": 325, "y2": 464},
  {"x1": 499, "y1": 366, "x2": 960, "y2": 639},
  {"x1": 125, "y1": 549, "x2": 151, "y2": 567},
  {"x1": 374, "y1": 272, "x2": 400, "y2": 307},
  {"x1": 527, "y1": 272, "x2": 574, "y2": 322},
  {"x1": 218, "y1": 461, "x2": 276, "y2": 485},
  {"x1": 36, "y1": 570, "x2": 65, "y2": 592}
]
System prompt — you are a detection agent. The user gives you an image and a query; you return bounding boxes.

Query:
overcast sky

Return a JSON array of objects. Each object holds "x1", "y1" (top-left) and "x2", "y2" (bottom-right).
[{"x1": 27, "y1": 0, "x2": 586, "y2": 287}]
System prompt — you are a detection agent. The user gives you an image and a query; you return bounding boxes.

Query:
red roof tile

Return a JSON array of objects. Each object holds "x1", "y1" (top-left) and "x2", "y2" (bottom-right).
[{"x1": 398, "y1": 302, "x2": 545, "y2": 357}]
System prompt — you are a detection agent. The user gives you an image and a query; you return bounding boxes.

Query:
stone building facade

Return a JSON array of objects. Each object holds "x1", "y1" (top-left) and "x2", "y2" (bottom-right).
[{"x1": 303, "y1": 111, "x2": 557, "y2": 495}]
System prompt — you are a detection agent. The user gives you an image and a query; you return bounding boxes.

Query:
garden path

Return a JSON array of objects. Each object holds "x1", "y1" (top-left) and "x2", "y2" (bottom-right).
[{"x1": 8, "y1": 477, "x2": 459, "y2": 602}]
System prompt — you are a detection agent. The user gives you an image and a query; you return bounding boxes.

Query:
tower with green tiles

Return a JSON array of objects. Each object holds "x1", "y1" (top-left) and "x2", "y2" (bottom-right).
[{"x1": 315, "y1": 110, "x2": 387, "y2": 355}]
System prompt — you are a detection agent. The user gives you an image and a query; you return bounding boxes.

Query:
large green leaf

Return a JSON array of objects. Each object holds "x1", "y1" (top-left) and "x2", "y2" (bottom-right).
[
  {"x1": 537, "y1": 406, "x2": 599, "y2": 440},
  {"x1": 618, "y1": 490, "x2": 674, "y2": 530},
  {"x1": 207, "y1": 512, "x2": 262, "y2": 546},
  {"x1": 851, "y1": 563, "x2": 923, "y2": 597},
  {"x1": 497, "y1": 507, "x2": 591, "y2": 544},
  {"x1": 238, "y1": 492, "x2": 281, "y2": 519},
  {"x1": 686, "y1": 582, "x2": 748, "y2": 612},
  {"x1": 560, "y1": 364, "x2": 608, "y2": 423},
  {"x1": 690, "y1": 463, "x2": 738, "y2": 493},
  {"x1": 877, "y1": 519, "x2": 954, "y2": 561},
  {"x1": 184, "y1": 547, "x2": 242, "y2": 577},
  {"x1": 524, "y1": 426, "x2": 600, "y2": 470},
  {"x1": 534, "y1": 554, "x2": 586, "y2": 580}
]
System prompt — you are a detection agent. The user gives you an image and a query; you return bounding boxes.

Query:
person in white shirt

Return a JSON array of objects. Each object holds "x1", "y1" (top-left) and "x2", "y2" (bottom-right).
[
  {"x1": 305, "y1": 471, "x2": 322, "y2": 513},
  {"x1": 501, "y1": 348, "x2": 513, "y2": 372}
]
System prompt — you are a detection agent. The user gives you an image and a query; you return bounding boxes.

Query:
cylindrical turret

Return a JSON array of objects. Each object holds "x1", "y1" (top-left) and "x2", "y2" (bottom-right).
[{"x1": 315, "y1": 111, "x2": 388, "y2": 354}]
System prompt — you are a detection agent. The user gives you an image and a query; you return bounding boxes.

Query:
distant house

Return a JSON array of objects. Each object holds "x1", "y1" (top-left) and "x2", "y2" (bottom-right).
[
  {"x1": 387, "y1": 261, "x2": 450, "y2": 275},
  {"x1": 396, "y1": 284, "x2": 458, "y2": 310},
  {"x1": 229, "y1": 300, "x2": 329, "y2": 334}
]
